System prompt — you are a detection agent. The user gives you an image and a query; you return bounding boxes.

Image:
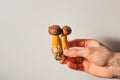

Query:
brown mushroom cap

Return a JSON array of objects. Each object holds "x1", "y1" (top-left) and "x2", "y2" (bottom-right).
[
  {"x1": 48, "y1": 25, "x2": 62, "y2": 35},
  {"x1": 62, "y1": 25, "x2": 72, "y2": 35}
]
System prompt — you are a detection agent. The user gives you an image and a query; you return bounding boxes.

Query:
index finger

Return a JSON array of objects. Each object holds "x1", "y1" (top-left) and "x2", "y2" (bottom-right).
[{"x1": 68, "y1": 39, "x2": 100, "y2": 48}]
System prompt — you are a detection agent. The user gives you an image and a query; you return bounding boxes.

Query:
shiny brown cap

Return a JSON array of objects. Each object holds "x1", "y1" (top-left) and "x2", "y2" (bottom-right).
[
  {"x1": 62, "y1": 25, "x2": 72, "y2": 35},
  {"x1": 48, "y1": 25, "x2": 62, "y2": 35}
]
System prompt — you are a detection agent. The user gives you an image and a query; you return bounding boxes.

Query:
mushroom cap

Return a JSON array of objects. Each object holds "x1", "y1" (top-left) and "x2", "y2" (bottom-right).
[
  {"x1": 48, "y1": 25, "x2": 62, "y2": 35},
  {"x1": 62, "y1": 25, "x2": 72, "y2": 35}
]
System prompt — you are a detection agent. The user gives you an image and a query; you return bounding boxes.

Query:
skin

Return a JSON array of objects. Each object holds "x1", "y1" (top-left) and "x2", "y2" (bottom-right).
[{"x1": 60, "y1": 39, "x2": 118, "y2": 78}]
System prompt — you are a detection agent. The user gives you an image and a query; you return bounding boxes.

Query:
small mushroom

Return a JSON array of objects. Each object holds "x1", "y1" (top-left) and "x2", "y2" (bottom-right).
[{"x1": 61, "y1": 25, "x2": 72, "y2": 50}]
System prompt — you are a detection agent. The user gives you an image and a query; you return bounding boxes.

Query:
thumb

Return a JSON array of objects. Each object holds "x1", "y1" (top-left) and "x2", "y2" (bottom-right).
[{"x1": 63, "y1": 48, "x2": 90, "y2": 58}]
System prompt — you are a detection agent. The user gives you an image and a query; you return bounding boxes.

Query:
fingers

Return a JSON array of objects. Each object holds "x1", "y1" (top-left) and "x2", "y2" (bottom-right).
[
  {"x1": 59, "y1": 57, "x2": 84, "y2": 64},
  {"x1": 63, "y1": 48, "x2": 89, "y2": 58},
  {"x1": 68, "y1": 39, "x2": 100, "y2": 48},
  {"x1": 67, "y1": 62, "x2": 84, "y2": 71}
]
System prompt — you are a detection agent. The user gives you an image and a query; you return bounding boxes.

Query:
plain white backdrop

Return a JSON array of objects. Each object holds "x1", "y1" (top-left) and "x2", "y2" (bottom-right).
[{"x1": 0, "y1": 0, "x2": 120, "y2": 80}]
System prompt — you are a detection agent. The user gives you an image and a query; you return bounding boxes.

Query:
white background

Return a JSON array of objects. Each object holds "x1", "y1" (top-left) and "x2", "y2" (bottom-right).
[{"x1": 0, "y1": 0, "x2": 120, "y2": 80}]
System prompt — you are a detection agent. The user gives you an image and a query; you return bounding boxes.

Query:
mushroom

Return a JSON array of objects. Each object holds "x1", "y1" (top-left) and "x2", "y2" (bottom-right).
[
  {"x1": 61, "y1": 25, "x2": 72, "y2": 50},
  {"x1": 48, "y1": 25, "x2": 66, "y2": 60}
]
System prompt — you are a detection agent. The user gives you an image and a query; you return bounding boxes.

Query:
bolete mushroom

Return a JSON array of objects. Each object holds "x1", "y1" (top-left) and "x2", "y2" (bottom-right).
[
  {"x1": 61, "y1": 25, "x2": 72, "y2": 50},
  {"x1": 48, "y1": 25, "x2": 66, "y2": 60}
]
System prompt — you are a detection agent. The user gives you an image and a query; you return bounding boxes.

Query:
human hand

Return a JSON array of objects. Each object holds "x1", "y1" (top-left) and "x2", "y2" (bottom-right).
[{"x1": 60, "y1": 39, "x2": 114, "y2": 78}]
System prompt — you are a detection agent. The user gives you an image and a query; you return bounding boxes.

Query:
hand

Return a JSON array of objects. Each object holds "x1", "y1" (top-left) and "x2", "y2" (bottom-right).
[{"x1": 60, "y1": 39, "x2": 114, "y2": 78}]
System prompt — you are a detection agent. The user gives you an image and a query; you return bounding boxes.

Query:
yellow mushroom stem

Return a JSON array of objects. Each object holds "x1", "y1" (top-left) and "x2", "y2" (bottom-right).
[
  {"x1": 61, "y1": 33, "x2": 69, "y2": 51},
  {"x1": 51, "y1": 35, "x2": 65, "y2": 60}
]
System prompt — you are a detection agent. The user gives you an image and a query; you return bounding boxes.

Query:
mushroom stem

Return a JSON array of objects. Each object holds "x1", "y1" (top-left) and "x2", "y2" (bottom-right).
[
  {"x1": 61, "y1": 33, "x2": 69, "y2": 50},
  {"x1": 51, "y1": 35, "x2": 65, "y2": 60}
]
